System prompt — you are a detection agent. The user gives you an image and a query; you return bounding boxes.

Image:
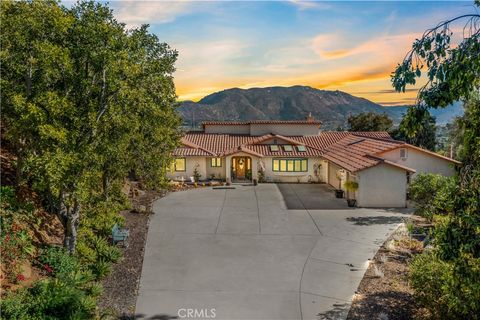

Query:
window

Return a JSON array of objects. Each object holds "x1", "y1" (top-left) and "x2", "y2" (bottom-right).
[
  {"x1": 400, "y1": 148, "x2": 408, "y2": 159},
  {"x1": 273, "y1": 159, "x2": 279, "y2": 171},
  {"x1": 283, "y1": 145, "x2": 293, "y2": 152},
  {"x1": 296, "y1": 145, "x2": 306, "y2": 152},
  {"x1": 270, "y1": 145, "x2": 279, "y2": 152},
  {"x1": 211, "y1": 157, "x2": 222, "y2": 167},
  {"x1": 272, "y1": 158, "x2": 308, "y2": 172},
  {"x1": 174, "y1": 158, "x2": 186, "y2": 171}
]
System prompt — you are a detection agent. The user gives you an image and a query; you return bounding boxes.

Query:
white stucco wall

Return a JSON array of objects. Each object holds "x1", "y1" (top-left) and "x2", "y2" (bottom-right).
[
  {"x1": 250, "y1": 124, "x2": 319, "y2": 136},
  {"x1": 205, "y1": 157, "x2": 226, "y2": 180},
  {"x1": 328, "y1": 162, "x2": 345, "y2": 190},
  {"x1": 356, "y1": 163, "x2": 407, "y2": 208},
  {"x1": 261, "y1": 157, "x2": 323, "y2": 183},
  {"x1": 380, "y1": 147, "x2": 456, "y2": 178},
  {"x1": 204, "y1": 125, "x2": 250, "y2": 134},
  {"x1": 167, "y1": 157, "x2": 207, "y2": 181}
]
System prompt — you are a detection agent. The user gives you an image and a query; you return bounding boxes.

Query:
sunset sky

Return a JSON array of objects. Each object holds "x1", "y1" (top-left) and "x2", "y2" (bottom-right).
[{"x1": 105, "y1": 0, "x2": 473, "y2": 105}]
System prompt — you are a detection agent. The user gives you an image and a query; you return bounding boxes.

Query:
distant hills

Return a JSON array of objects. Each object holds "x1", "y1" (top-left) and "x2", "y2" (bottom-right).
[{"x1": 178, "y1": 86, "x2": 463, "y2": 130}]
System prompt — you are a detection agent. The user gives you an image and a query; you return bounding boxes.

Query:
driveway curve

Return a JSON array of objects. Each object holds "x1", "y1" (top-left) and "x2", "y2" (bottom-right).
[{"x1": 136, "y1": 184, "x2": 409, "y2": 320}]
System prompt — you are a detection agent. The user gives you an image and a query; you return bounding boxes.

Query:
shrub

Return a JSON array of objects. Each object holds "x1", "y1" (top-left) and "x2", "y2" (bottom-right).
[
  {"x1": 0, "y1": 278, "x2": 97, "y2": 319},
  {"x1": 410, "y1": 251, "x2": 480, "y2": 319},
  {"x1": 90, "y1": 259, "x2": 112, "y2": 279},
  {"x1": 38, "y1": 246, "x2": 80, "y2": 279},
  {"x1": 0, "y1": 215, "x2": 36, "y2": 282},
  {"x1": 408, "y1": 173, "x2": 456, "y2": 221}
]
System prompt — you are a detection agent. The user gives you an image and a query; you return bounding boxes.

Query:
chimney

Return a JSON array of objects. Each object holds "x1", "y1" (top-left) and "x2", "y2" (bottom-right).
[{"x1": 306, "y1": 112, "x2": 315, "y2": 122}]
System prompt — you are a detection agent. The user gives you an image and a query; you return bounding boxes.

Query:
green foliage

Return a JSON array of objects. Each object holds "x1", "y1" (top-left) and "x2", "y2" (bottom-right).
[
  {"x1": 408, "y1": 173, "x2": 456, "y2": 221},
  {"x1": 193, "y1": 165, "x2": 202, "y2": 182},
  {"x1": 391, "y1": 4, "x2": 479, "y2": 150},
  {"x1": 343, "y1": 180, "x2": 359, "y2": 192},
  {"x1": 1, "y1": 0, "x2": 181, "y2": 253},
  {"x1": 258, "y1": 170, "x2": 266, "y2": 183},
  {"x1": 1, "y1": 245, "x2": 101, "y2": 319},
  {"x1": 0, "y1": 186, "x2": 17, "y2": 208},
  {"x1": 393, "y1": 3, "x2": 480, "y2": 317},
  {"x1": 0, "y1": 278, "x2": 98, "y2": 320},
  {"x1": 347, "y1": 112, "x2": 393, "y2": 132},
  {"x1": 76, "y1": 231, "x2": 121, "y2": 280},
  {"x1": 391, "y1": 9, "x2": 479, "y2": 107},
  {"x1": 433, "y1": 97, "x2": 480, "y2": 262},
  {"x1": 0, "y1": 187, "x2": 37, "y2": 282},
  {"x1": 410, "y1": 251, "x2": 480, "y2": 319},
  {"x1": 90, "y1": 259, "x2": 113, "y2": 280},
  {"x1": 38, "y1": 246, "x2": 80, "y2": 279},
  {"x1": 392, "y1": 106, "x2": 437, "y2": 150}
]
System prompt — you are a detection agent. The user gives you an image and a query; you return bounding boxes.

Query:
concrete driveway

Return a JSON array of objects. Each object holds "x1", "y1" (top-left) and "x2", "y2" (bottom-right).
[
  {"x1": 136, "y1": 184, "x2": 409, "y2": 320},
  {"x1": 277, "y1": 183, "x2": 349, "y2": 210}
]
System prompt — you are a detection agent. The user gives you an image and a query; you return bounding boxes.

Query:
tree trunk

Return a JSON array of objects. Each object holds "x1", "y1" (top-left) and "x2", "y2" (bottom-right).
[
  {"x1": 59, "y1": 191, "x2": 80, "y2": 254},
  {"x1": 102, "y1": 171, "x2": 110, "y2": 200},
  {"x1": 15, "y1": 151, "x2": 23, "y2": 187}
]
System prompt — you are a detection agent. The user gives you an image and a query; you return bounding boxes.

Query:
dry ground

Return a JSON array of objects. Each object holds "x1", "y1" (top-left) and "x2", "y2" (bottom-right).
[{"x1": 347, "y1": 216, "x2": 430, "y2": 320}]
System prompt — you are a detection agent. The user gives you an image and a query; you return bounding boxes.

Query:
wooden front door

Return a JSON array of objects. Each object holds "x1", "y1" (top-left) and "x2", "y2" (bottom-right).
[{"x1": 235, "y1": 157, "x2": 246, "y2": 179}]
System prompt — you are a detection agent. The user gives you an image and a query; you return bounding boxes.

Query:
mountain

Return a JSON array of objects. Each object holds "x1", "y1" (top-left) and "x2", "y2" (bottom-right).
[{"x1": 178, "y1": 86, "x2": 463, "y2": 130}]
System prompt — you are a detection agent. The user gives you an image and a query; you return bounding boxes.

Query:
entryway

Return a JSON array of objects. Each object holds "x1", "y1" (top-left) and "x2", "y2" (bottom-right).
[{"x1": 231, "y1": 156, "x2": 252, "y2": 182}]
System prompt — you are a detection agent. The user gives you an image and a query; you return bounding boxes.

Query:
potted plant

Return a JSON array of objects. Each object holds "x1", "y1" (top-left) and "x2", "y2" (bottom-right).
[
  {"x1": 344, "y1": 180, "x2": 359, "y2": 207},
  {"x1": 335, "y1": 170, "x2": 344, "y2": 198}
]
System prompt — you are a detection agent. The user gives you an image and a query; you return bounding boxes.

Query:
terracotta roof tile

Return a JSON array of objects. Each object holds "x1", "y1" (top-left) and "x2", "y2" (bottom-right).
[
  {"x1": 173, "y1": 147, "x2": 213, "y2": 156},
  {"x1": 174, "y1": 129, "x2": 453, "y2": 173}
]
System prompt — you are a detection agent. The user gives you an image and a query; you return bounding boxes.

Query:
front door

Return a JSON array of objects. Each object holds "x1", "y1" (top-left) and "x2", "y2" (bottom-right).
[{"x1": 235, "y1": 157, "x2": 246, "y2": 179}]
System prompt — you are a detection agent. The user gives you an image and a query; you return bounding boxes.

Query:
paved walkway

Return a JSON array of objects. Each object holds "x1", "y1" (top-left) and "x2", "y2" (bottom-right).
[{"x1": 136, "y1": 184, "x2": 410, "y2": 320}]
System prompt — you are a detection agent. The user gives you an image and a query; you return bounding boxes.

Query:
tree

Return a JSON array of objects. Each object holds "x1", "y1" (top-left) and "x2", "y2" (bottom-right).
[
  {"x1": 347, "y1": 112, "x2": 393, "y2": 132},
  {"x1": 392, "y1": 1, "x2": 480, "y2": 317},
  {"x1": 393, "y1": 106, "x2": 437, "y2": 150},
  {"x1": 392, "y1": 1, "x2": 479, "y2": 150},
  {"x1": 1, "y1": 0, "x2": 181, "y2": 253}
]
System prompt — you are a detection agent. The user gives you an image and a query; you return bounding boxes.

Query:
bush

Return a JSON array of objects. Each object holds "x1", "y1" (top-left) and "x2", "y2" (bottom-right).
[
  {"x1": 408, "y1": 173, "x2": 456, "y2": 221},
  {"x1": 410, "y1": 251, "x2": 480, "y2": 319},
  {"x1": 76, "y1": 231, "x2": 121, "y2": 280},
  {"x1": 0, "y1": 197, "x2": 36, "y2": 282},
  {"x1": 38, "y1": 246, "x2": 80, "y2": 279},
  {"x1": 0, "y1": 278, "x2": 97, "y2": 319}
]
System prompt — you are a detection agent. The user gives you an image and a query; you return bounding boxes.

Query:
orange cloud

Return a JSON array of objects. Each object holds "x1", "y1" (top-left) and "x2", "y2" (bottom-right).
[{"x1": 312, "y1": 32, "x2": 420, "y2": 61}]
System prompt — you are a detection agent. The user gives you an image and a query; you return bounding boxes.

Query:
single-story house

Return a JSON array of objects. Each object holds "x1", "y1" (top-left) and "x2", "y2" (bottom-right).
[{"x1": 168, "y1": 116, "x2": 459, "y2": 207}]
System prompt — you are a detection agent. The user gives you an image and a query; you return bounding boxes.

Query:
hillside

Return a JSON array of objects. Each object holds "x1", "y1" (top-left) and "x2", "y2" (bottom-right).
[{"x1": 178, "y1": 86, "x2": 462, "y2": 129}]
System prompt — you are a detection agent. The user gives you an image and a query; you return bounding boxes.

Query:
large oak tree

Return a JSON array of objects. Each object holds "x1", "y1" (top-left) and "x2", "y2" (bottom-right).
[{"x1": 1, "y1": 0, "x2": 181, "y2": 253}]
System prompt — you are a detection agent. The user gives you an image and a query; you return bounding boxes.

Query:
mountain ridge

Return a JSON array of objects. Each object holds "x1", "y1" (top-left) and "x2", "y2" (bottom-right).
[{"x1": 178, "y1": 86, "x2": 462, "y2": 129}]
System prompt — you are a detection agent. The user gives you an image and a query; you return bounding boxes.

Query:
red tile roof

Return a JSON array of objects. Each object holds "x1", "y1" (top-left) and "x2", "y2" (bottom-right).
[
  {"x1": 172, "y1": 147, "x2": 213, "y2": 157},
  {"x1": 321, "y1": 135, "x2": 404, "y2": 172},
  {"x1": 175, "y1": 129, "x2": 457, "y2": 173}
]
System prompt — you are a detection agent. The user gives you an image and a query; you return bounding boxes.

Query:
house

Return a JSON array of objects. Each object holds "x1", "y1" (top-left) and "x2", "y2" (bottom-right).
[{"x1": 169, "y1": 117, "x2": 459, "y2": 207}]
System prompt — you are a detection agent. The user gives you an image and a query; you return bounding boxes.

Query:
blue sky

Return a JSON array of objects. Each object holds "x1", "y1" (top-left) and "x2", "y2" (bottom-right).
[{"x1": 100, "y1": 1, "x2": 474, "y2": 104}]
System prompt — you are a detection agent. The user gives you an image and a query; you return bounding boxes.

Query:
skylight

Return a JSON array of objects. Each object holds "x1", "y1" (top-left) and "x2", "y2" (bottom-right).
[
  {"x1": 297, "y1": 145, "x2": 306, "y2": 152},
  {"x1": 269, "y1": 145, "x2": 279, "y2": 152},
  {"x1": 283, "y1": 145, "x2": 293, "y2": 152}
]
